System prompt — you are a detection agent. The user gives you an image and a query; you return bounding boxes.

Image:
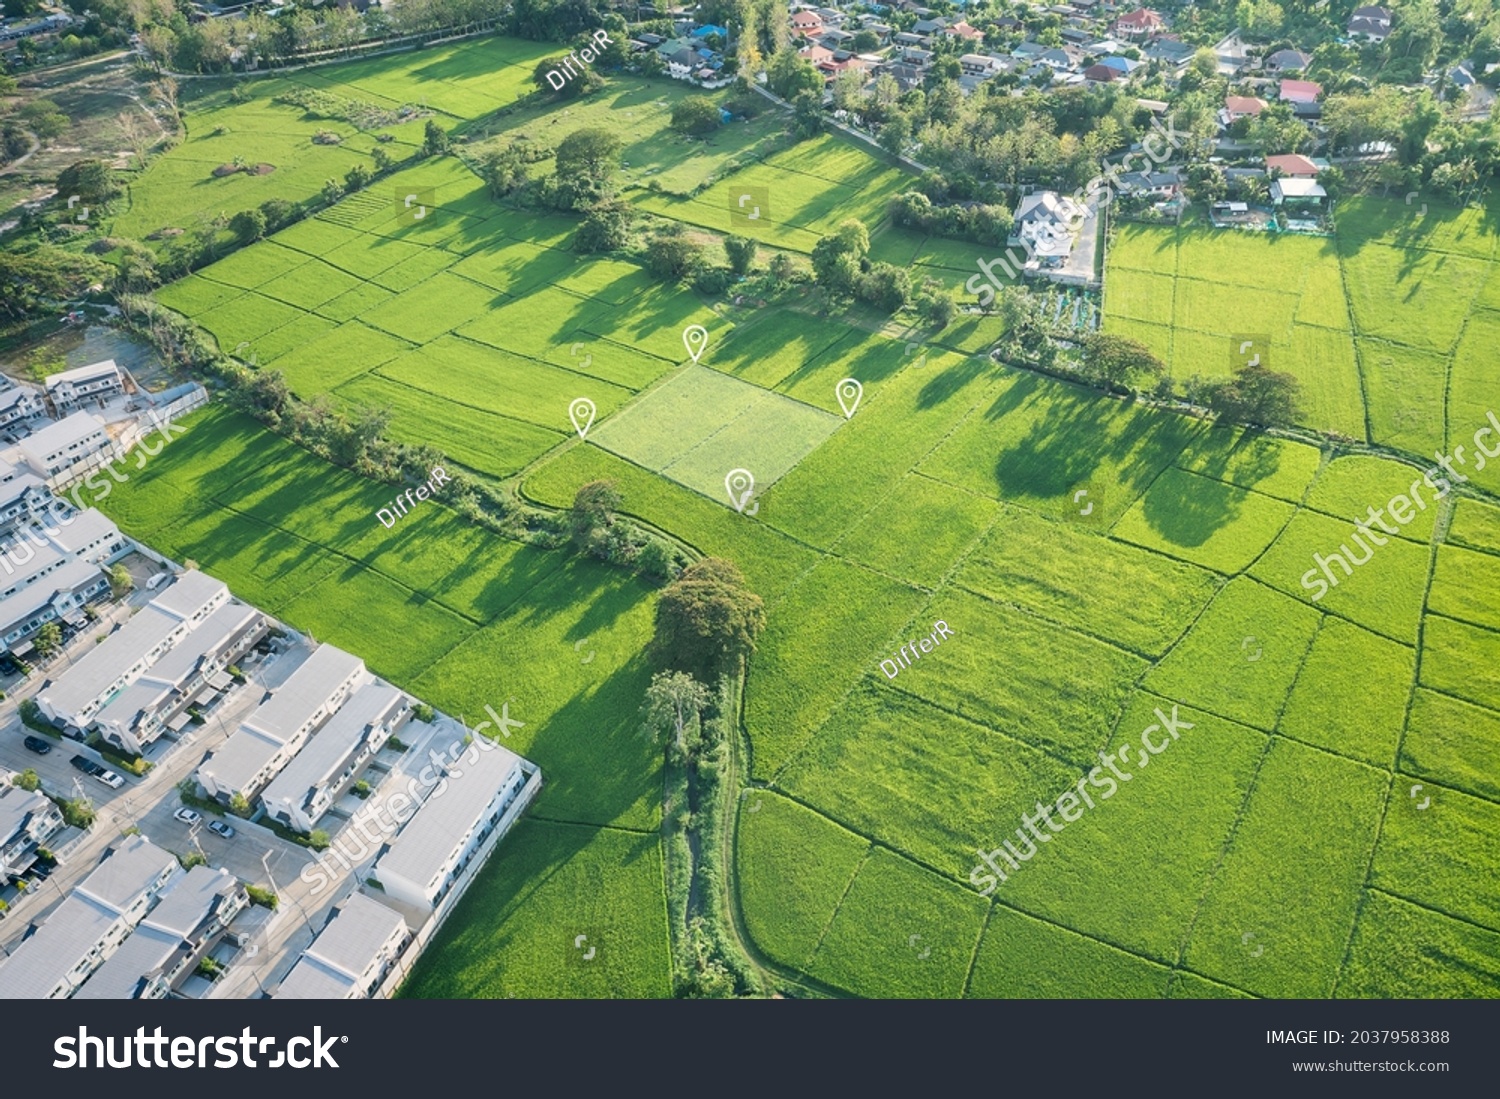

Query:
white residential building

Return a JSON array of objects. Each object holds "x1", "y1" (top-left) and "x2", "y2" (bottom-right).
[
  {"x1": 36, "y1": 570, "x2": 230, "y2": 732},
  {"x1": 44, "y1": 360, "x2": 124, "y2": 410},
  {"x1": 0, "y1": 474, "x2": 53, "y2": 532},
  {"x1": 196, "y1": 644, "x2": 368, "y2": 805},
  {"x1": 0, "y1": 781, "x2": 65, "y2": 881},
  {"x1": 275, "y1": 892, "x2": 409, "y2": 999},
  {"x1": 0, "y1": 557, "x2": 109, "y2": 653},
  {"x1": 73, "y1": 865, "x2": 247, "y2": 1000},
  {"x1": 19, "y1": 412, "x2": 113, "y2": 479},
  {"x1": 0, "y1": 835, "x2": 179, "y2": 999},
  {"x1": 372, "y1": 733, "x2": 540, "y2": 913},
  {"x1": 0, "y1": 386, "x2": 44, "y2": 431},
  {"x1": 261, "y1": 682, "x2": 410, "y2": 835}
]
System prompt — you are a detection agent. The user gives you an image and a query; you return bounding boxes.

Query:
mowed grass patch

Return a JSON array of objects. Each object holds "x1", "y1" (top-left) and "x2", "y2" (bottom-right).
[
  {"x1": 954, "y1": 504, "x2": 1220, "y2": 657},
  {"x1": 1278, "y1": 618, "x2": 1414, "y2": 767},
  {"x1": 660, "y1": 391, "x2": 842, "y2": 501},
  {"x1": 834, "y1": 473, "x2": 998, "y2": 589},
  {"x1": 806, "y1": 848, "x2": 989, "y2": 998},
  {"x1": 1184, "y1": 737, "x2": 1386, "y2": 997},
  {"x1": 1358, "y1": 339, "x2": 1449, "y2": 458},
  {"x1": 272, "y1": 321, "x2": 412, "y2": 395},
  {"x1": 1250, "y1": 509, "x2": 1430, "y2": 644},
  {"x1": 1337, "y1": 890, "x2": 1500, "y2": 998},
  {"x1": 997, "y1": 697, "x2": 1265, "y2": 963},
  {"x1": 409, "y1": 557, "x2": 662, "y2": 831},
  {"x1": 891, "y1": 587, "x2": 1145, "y2": 764},
  {"x1": 1111, "y1": 467, "x2": 1295, "y2": 574},
  {"x1": 1340, "y1": 242, "x2": 1485, "y2": 352},
  {"x1": 734, "y1": 791, "x2": 870, "y2": 972},
  {"x1": 968, "y1": 905, "x2": 1171, "y2": 998},
  {"x1": 777, "y1": 684, "x2": 1078, "y2": 884},
  {"x1": 1400, "y1": 690, "x2": 1500, "y2": 805},
  {"x1": 919, "y1": 369, "x2": 1206, "y2": 526},
  {"x1": 1144, "y1": 579, "x2": 1320, "y2": 731},
  {"x1": 1372, "y1": 779, "x2": 1500, "y2": 932},
  {"x1": 1428, "y1": 543, "x2": 1500, "y2": 631},
  {"x1": 1175, "y1": 427, "x2": 1323, "y2": 503},
  {"x1": 331, "y1": 374, "x2": 565, "y2": 479},
  {"x1": 398, "y1": 819, "x2": 670, "y2": 999},
  {"x1": 1418, "y1": 615, "x2": 1500, "y2": 711},
  {"x1": 745, "y1": 557, "x2": 928, "y2": 779}
]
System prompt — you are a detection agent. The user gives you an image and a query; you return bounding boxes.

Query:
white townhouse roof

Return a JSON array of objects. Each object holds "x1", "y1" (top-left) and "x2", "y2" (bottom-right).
[
  {"x1": 260, "y1": 682, "x2": 406, "y2": 815},
  {"x1": 20, "y1": 412, "x2": 107, "y2": 459},
  {"x1": 275, "y1": 893, "x2": 408, "y2": 999},
  {"x1": 45, "y1": 360, "x2": 120, "y2": 389}
]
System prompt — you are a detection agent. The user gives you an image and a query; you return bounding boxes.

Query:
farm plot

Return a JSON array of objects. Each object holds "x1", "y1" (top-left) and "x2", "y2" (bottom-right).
[{"x1": 968, "y1": 904, "x2": 1172, "y2": 999}]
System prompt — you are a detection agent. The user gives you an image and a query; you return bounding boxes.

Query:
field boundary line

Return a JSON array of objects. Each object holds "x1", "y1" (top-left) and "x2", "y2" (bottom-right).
[
  {"x1": 1363, "y1": 884, "x2": 1500, "y2": 939},
  {"x1": 801, "y1": 845, "x2": 874, "y2": 982},
  {"x1": 960, "y1": 902, "x2": 997, "y2": 999}
]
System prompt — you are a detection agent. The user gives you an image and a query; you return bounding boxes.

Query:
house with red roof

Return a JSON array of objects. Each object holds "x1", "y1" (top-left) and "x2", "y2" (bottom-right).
[
  {"x1": 1266, "y1": 153, "x2": 1320, "y2": 178},
  {"x1": 1113, "y1": 8, "x2": 1166, "y2": 38},
  {"x1": 944, "y1": 20, "x2": 986, "y2": 42},
  {"x1": 1223, "y1": 95, "x2": 1266, "y2": 120},
  {"x1": 791, "y1": 10, "x2": 824, "y2": 38}
]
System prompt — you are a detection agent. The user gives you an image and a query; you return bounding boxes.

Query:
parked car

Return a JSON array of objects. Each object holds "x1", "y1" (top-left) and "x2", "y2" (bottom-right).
[
  {"x1": 173, "y1": 807, "x2": 201, "y2": 825},
  {"x1": 22, "y1": 735, "x2": 52, "y2": 755},
  {"x1": 70, "y1": 754, "x2": 103, "y2": 776},
  {"x1": 207, "y1": 820, "x2": 235, "y2": 838},
  {"x1": 145, "y1": 572, "x2": 171, "y2": 591},
  {"x1": 93, "y1": 769, "x2": 124, "y2": 790}
]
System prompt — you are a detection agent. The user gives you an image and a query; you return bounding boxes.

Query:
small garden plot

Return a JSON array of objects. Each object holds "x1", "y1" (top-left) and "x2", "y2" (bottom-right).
[
  {"x1": 1400, "y1": 690, "x2": 1500, "y2": 803},
  {"x1": 1277, "y1": 618, "x2": 1413, "y2": 766},
  {"x1": 1372, "y1": 780, "x2": 1500, "y2": 933},
  {"x1": 777, "y1": 684, "x2": 1079, "y2": 884},
  {"x1": 408, "y1": 559, "x2": 662, "y2": 831},
  {"x1": 521, "y1": 445, "x2": 820, "y2": 602},
  {"x1": 968, "y1": 905, "x2": 1172, "y2": 998},
  {"x1": 153, "y1": 274, "x2": 245, "y2": 318},
  {"x1": 196, "y1": 240, "x2": 311, "y2": 291},
  {"x1": 658, "y1": 390, "x2": 842, "y2": 502},
  {"x1": 805, "y1": 848, "x2": 989, "y2": 999},
  {"x1": 255, "y1": 257, "x2": 365, "y2": 310},
  {"x1": 357, "y1": 270, "x2": 502, "y2": 344},
  {"x1": 1340, "y1": 243, "x2": 1486, "y2": 353},
  {"x1": 1110, "y1": 467, "x2": 1295, "y2": 574},
  {"x1": 1419, "y1": 615, "x2": 1500, "y2": 711},
  {"x1": 891, "y1": 587, "x2": 1145, "y2": 765},
  {"x1": 1182, "y1": 737, "x2": 1386, "y2": 998},
  {"x1": 1338, "y1": 891, "x2": 1500, "y2": 998},
  {"x1": 834, "y1": 473, "x2": 998, "y2": 589},
  {"x1": 1143, "y1": 578, "x2": 1320, "y2": 732},
  {"x1": 996, "y1": 697, "x2": 1265, "y2": 964},
  {"x1": 918, "y1": 370, "x2": 1206, "y2": 526},
  {"x1": 954, "y1": 504, "x2": 1220, "y2": 658},
  {"x1": 1429, "y1": 544, "x2": 1500, "y2": 631},
  {"x1": 734, "y1": 791, "x2": 870, "y2": 973},
  {"x1": 399, "y1": 819, "x2": 671, "y2": 999},
  {"x1": 1249, "y1": 509, "x2": 1429, "y2": 644},
  {"x1": 332, "y1": 374, "x2": 565, "y2": 480},
  {"x1": 743, "y1": 557, "x2": 928, "y2": 780},
  {"x1": 1357, "y1": 340, "x2": 1449, "y2": 458},
  {"x1": 1174, "y1": 428, "x2": 1322, "y2": 503}
]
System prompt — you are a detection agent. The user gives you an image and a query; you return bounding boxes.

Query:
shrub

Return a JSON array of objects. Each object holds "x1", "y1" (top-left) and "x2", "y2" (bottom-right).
[
  {"x1": 693, "y1": 266, "x2": 732, "y2": 295},
  {"x1": 309, "y1": 829, "x2": 330, "y2": 850},
  {"x1": 352, "y1": 780, "x2": 371, "y2": 799},
  {"x1": 12, "y1": 769, "x2": 39, "y2": 791},
  {"x1": 671, "y1": 95, "x2": 723, "y2": 135},
  {"x1": 637, "y1": 539, "x2": 682, "y2": 584},
  {"x1": 246, "y1": 884, "x2": 278, "y2": 909},
  {"x1": 411, "y1": 703, "x2": 435, "y2": 724}
]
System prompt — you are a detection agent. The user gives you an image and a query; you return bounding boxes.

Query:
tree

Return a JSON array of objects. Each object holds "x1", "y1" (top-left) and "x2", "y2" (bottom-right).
[
  {"x1": 650, "y1": 557, "x2": 766, "y2": 679},
  {"x1": 792, "y1": 90, "x2": 824, "y2": 139},
  {"x1": 810, "y1": 217, "x2": 870, "y2": 295},
  {"x1": 0, "y1": 245, "x2": 107, "y2": 320},
  {"x1": 322, "y1": 178, "x2": 346, "y2": 205},
  {"x1": 671, "y1": 95, "x2": 722, "y2": 135},
  {"x1": 56, "y1": 159, "x2": 119, "y2": 205},
  {"x1": 1081, "y1": 333, "x2": 1165, "y2": 390},
  {"x1": 12, "y1": 769, "x2": 39, "y2": 792},
  {"x1": 555, "y1": 126, "x2": 622, "y2": 183},
  {"x1": 422, "y1": 119, "x2": 452, "y2": 157},
  {"x1": 917, "y1": 288, "x2": 957, "y2": 328},
  {"x1": 344, "y1": 163, "x2": 372, "y2": 192},
  {"x1": 576, "y1": 200, "x2": 633, "y2": 252},
  {"x1": 20, "y1": 99, "x2": 69, "y2": 143},
  {"x1": 639, "y1": 669, "x2": 713, "y2": 757},
  {"x1": 569, "y1": 479, "x2": 621, "y2": 553},
  {"x1": 33, "y1": 623, "x2": 61, "y2": 658},
  {"x1": 107, "y1": 564, "x2": 133, "y2": 597},
  {"x1": 856, "y1": 262, "x2": 911, "y2": 313},
  {"x1": 1202, "y1": 361, "x2": 1301, "y2": 428},
  {"x1": 723, "y1": 235, "x2": 758, "y2": 275},
  {"x1": 767, "y1": 48, "x2": 823, "y2": 99},
  {"x1": 117, "y1": 109, "x2": 153, "y2": 169},
  {"x1": 229, "y1": 208, "x2": 267, "y2": 242},
  {"x1": 259, "y1": 198, "x2": 297, "y2": 232},
  {"x1": 852, "y1": 29, "x2": 879, "y2": 52},
  {"x1": 1190, "y1": 47, "x2": 1219, "y2": 80},
  {"x1": 533, "y1": 56, "x2": 603, "y2": 98},
  {"x1": 645, "y1": 223, "x2": 704, "y2": 282},
  {"x1": 832, "y1": 68, "x2": 867, "y2": 114},
  {"x1": 479, "y1": 144, "x2": 530, "y2": 198}
]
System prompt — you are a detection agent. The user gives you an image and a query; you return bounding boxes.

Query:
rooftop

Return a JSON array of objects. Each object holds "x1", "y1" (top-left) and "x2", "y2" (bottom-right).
[
  {"x1": 38, "y1": 605, "x2": 182, "y2": 717},
  {"x1": 275, "y1": 892, "x2": 407, "y2": 999},
  {"x1": 0, "y1": 782, "x2": 54, "y2": 842},
  {"x1": 19, "y1": 412, "x2": 107, "y2": 460},
  {"x1": 45, "y1": 360, "x2": 119, "y2": 388},
  {"x1": 261, "y1": 682, "x2": 406, "y2": 812},
  {"x1": 241, "y1": 644, "x2": 365, "y2": 745},
  {"x1": 149, "y1": 569, "x2": 227, "y2": 621}
]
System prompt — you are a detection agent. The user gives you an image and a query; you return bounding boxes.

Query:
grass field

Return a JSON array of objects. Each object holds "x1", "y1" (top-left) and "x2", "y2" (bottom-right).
[{"x1": 96, "y1": 36, "x2": 1500, "y2": 1000}]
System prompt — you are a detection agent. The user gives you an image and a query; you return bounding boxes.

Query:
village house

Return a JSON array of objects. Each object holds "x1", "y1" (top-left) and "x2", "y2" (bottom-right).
[
  {"x1": 1348, "y1": 6, "x2": 1393, "y2": 42},
  {"x1": 1113, "y1": 8, "x2": 1165, "y2": 38},
  {"x1": 1266, "y1": 153, "x2": 1320, "y2": 179}
]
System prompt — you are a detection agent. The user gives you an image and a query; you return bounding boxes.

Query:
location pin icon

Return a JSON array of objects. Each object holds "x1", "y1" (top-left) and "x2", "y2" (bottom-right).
[
  {"x1": 683, "y1": 324, "x2": 709, "y2": 364},
  {"x1": 836, "y1": 378, "x2": 862, "y2": 419},
  {"x1": 725, "y1": 468, "x2": 756, "y2": 513},
  {"x1": 569, "y1": 397, "x2": 596, "y2": 440}
]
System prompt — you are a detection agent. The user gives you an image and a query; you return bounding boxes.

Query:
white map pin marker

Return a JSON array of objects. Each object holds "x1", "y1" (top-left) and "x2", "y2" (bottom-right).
[
  {"x1": 836, "y1": 378, "x2": 862, "y2": 419},
  {"x1": 683, "y1": 324, "x2": 709, "y2": 364},
  {"x1": 568, "y1": 397, "x2": 596, "y2": 440},
  {"x1": 725, "y1": 468, "x2": 756, "y2": 514}
]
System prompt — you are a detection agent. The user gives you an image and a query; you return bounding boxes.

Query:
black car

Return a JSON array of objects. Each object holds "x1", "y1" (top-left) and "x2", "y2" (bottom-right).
[
  {"x1": 22, "y1": 735, "x2": 52, "y2": 755},
  {"x1": 70, "y1": 754, "x2": 103, "y2": 776}
]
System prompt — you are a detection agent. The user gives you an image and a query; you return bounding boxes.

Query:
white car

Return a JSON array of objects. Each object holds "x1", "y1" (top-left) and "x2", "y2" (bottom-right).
[
  {"x1": 93, "y1": 770, "x2": 124, "y2": 790},
  {"x1": 173, "y1": 807, "x2": 201, "y2": 825}
]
